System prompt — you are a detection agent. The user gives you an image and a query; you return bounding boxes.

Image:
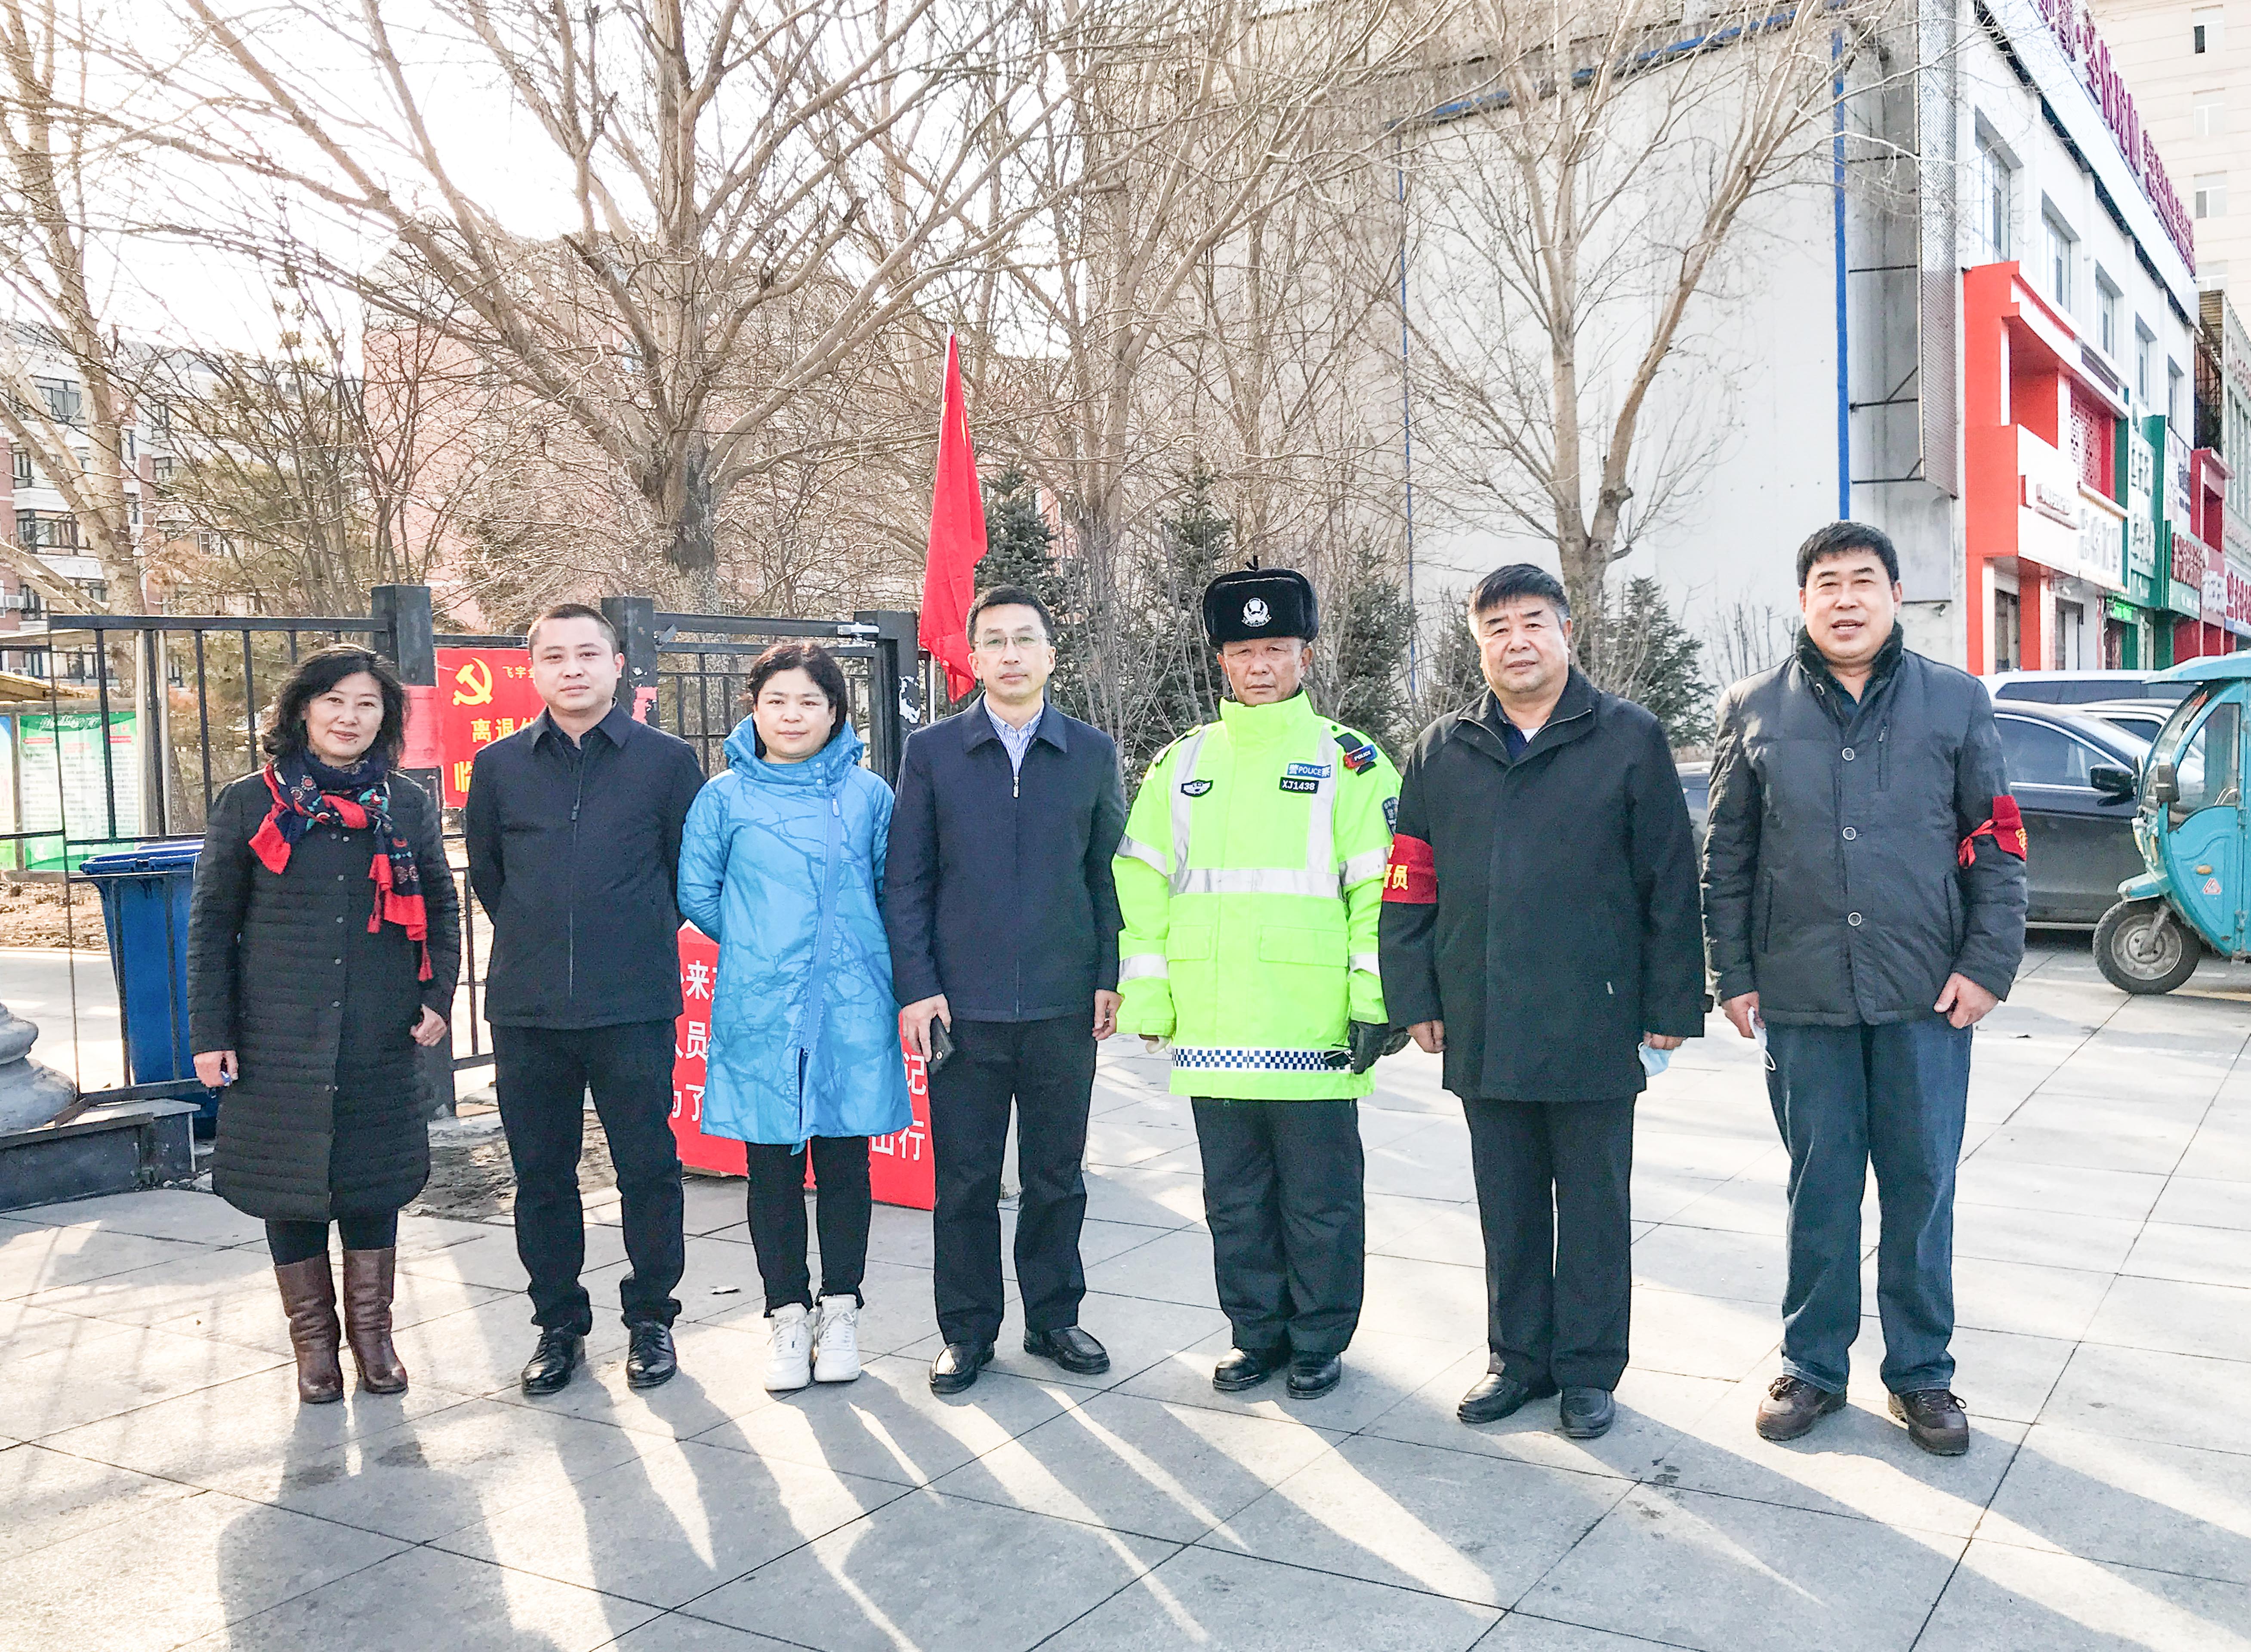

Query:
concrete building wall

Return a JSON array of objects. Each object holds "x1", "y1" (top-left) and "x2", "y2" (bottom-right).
[{"x1": 1398, "y1": 0, "x2": 2206, "y2": 689}]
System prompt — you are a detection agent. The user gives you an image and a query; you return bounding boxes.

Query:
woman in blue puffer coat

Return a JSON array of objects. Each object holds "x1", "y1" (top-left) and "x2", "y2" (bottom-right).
[{"x1": 677, "y1": 642, "x2": 910, "y2": 1393}]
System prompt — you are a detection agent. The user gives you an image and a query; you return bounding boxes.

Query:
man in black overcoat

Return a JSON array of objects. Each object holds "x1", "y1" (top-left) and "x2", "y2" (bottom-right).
[{"x1": 1379, "y1": 564, "x2": 1705, "y2": 1439}]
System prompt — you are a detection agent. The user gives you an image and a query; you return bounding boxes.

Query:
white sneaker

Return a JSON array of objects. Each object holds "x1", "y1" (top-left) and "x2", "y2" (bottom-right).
[
  {"x1": 812, "y1": 1294, "x2": 861, "y2": 1384},
  {"x1": 763, "y1": 1302, "x2": 813, "y2": 1391}
]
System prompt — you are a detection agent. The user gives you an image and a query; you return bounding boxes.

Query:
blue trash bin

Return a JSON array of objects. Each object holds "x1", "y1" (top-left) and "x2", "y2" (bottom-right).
[{"x1": 79, "y1": 841, "x2": 216, "y2": 1135}]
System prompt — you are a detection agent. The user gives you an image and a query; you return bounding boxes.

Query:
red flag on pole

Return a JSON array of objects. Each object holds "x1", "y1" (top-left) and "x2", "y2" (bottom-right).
[{"x1": 919, "y1": 335, "x2": 987, "y2": 702}]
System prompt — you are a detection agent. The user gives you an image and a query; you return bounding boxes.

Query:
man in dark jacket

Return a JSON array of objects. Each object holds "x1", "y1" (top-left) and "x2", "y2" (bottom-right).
[
  {"x1": 467, "y1": 602, "x2": 708, "y2": 1397},
  {"x1": 1380, "y1": 564, "x2": 1705, "y2": 1441},
  {"x1": 1704, "y1": 522, "x2": 2026, "y2": 1456},
  {"x1": 886, "y1": 585, "x2": 1128, "y2": 1394}
]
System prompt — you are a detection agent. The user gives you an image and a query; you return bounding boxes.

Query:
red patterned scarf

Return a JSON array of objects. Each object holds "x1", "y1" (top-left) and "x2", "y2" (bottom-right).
[{"x1": 249, "y1": 755, "x2": 432, "y2": 980}]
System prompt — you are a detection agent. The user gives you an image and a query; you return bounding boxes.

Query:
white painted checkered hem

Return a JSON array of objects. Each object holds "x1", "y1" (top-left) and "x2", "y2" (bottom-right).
[{"x1": 1170, "y1": 1044, "x2": 1348, "y2": 1073}]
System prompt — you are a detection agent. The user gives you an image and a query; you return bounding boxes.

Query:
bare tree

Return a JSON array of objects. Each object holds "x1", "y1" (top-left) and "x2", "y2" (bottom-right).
[
  {"x1": 977, "y1": 0, "x2": 1443, "y2": 737},
  {"x1": 0, "y1": 0, "x2": 147, "y2": 611},
  {"x1": 1402, "y1": 0, "x2": 1905, "y2": 660},
  {"x1": 160, "y1": 0, "x2": 1089, "y2": 585}
]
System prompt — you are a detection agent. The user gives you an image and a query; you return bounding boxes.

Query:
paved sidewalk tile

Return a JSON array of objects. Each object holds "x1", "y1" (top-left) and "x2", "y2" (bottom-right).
[
  {"x1": 681, "y1": 1489, "x2": 1177, "y2": 1652},
  {"x1": 688, "y1": 1353, "x2": 1080, "y2": 1487},
  {"x1": 2038, "y1": 1343, "x2": 2251, "y2": 1455},
  {"x1": 179, "y1": 1543, "x2": 657, "y2": 1652},
  {"x1": 0, "y1": 1488, "x2": 406, "y2": 1652},
  {"x1": 1982, "y1": 1424, "x2": 2251, "y2": 1585},
  {"x1": 1919, "y1": 1540, "x2": 2251, "y2": 1650},
  {"x1": 928, "y1": 1388, "x2": 1344, "y2": 1542},
  {"x1": 0, "y1": 1441, "x2": 204, "y2": 1563},
  {"x1": 1202, "y1": 1434, "x2": 1630, "y2": 1609},
  {"x1": 1521, "y1": 1486, "x2": 1964, "y2": 1652},
  {"x1": 438, "y1": 1436, "x2": 908, "y2": 1607},
  {"x1": 1046, "y1": 1548, "x2": 1500, "y2": 1649}
]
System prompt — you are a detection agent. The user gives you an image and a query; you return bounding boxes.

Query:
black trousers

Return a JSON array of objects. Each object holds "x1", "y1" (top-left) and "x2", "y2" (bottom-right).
[
  {"x1": 265, "y1": 1212, "x2": 399, "y2": 1267},
  {"x1": 494, "y1": 1021, "x2": 685, "y2": 1334},
  {"x1": 928, "y1": 1016, "x2": 1097, "y2": 1347},
  {"x1": 743, "y1": 1136, "x2": 871, "y2": 1313},
  {"x1": 1191, "y1": 1097, "x2": 1364, "y2": 1358},
  {"x1": 1465, "y1": 1096, "x2": 1635, "y2": 1392}
]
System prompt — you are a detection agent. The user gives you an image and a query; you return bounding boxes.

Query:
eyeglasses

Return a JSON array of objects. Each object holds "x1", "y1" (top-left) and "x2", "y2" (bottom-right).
[{"x1": 971, "y1": 632, "x2": 1050, "y2": 653}]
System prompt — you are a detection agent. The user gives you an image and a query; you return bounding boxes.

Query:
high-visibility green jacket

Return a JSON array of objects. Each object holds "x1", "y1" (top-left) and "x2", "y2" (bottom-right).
[{"x1": 1114, "y1": 692, "x2": 1400, "y2": 1099}]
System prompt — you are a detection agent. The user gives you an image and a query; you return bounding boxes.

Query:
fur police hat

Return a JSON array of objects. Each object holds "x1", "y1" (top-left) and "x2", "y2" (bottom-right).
[{"x1": 1202, "y1": 564, "x2": 1319, "y2": 646}]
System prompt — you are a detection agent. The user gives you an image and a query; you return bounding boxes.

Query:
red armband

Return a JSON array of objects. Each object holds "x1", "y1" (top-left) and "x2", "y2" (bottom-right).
[
  {"x1": 1381, "y1": 833, "x2": 1437, "y2": 903},
  {"x1": 1958, "y1": 795, "x2": 2028, "y2": 868}
]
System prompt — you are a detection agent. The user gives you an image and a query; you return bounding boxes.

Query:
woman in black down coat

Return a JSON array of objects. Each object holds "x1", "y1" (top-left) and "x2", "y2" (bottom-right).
[{"x1": 187, "y1": 645, "x2": 460, "y2": 1404}]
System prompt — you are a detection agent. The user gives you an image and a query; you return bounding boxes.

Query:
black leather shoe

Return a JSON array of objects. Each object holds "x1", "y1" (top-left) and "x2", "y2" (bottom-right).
[
  {"x1": 1024, "y1": 1326, "x2": 1110, "y2": 1375},
  {"x1": 625, "y1": 1323, "x2": 678, "y2": 1390},
  {"x1": 928, "y1": 1341, "x2": 994, "y2": 1395},
  {"x1": 520, "y1": 1329, "x2": 584, "y2": 1396},
  {"x1": 1212, "y1": 1346, "x2": 1288, "y2": 1393},
  {"x1": 1558, "y1": 1386, "x2": 1616, "y2": 1439},
  {"x1": 1457, "y1": 1369, "x2": 1558, "y2": 1425},
  {"x1": 1286, "y1": 1353, "x2": 1342, "y2": 1399}
]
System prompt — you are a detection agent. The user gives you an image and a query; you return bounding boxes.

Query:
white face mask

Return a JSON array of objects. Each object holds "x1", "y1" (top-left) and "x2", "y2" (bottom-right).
[
  {"x1": 1752, "y1": 1018, "x2": 1775, "y2": 1071},
  {"x1": 1638, "y1": 1041, "x2": 1672, "y2": 1079}
]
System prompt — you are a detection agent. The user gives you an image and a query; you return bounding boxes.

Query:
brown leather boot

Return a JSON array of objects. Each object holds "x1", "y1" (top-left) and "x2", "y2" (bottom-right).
[
  {"x1": 340, "y1": 1248, "x2": 408, "y2": 1394},
  {"x1": 274, "y1": 1255, "x2": 344, "y2": 1405}
]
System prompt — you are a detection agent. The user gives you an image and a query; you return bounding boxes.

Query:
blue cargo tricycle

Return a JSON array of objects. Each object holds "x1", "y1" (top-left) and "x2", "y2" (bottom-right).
[{"x1": 2095, "y1": 654, "x2": 2251, "y2": 995}]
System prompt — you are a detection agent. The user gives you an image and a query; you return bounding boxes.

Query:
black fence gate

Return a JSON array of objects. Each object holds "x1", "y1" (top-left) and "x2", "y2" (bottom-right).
[{"x1": 2, "y1": 589, "x2": 914, "y2": 1119}]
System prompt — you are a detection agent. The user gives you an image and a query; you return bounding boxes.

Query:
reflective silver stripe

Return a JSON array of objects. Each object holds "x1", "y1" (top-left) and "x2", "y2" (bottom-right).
[
  {"x1": 1175, "y1": 867, "x2": 1341, "y2": 898},
  {"x1": 1350, "y1": 952, "x2": 1380, "y2": 975},
  {"x1": 1171, "y1": 1044, "x2": 1347, "y2": 1073},
  {"x1": 1117, "y1": 834, "x2": 1167, "y2": 875},
  {"x1": 1340, "y1": 846, "x2": 1389, "y2": 887},
  {"x1": 1118, "y1": 953, "x2": 1169, "y2": 981},
  {"x1": 1303, "y1": 766, "x2": 1336, "y2": 885},
  {"x1": 1168, "y1": 729, "x2": 1212, "y2": 896}
]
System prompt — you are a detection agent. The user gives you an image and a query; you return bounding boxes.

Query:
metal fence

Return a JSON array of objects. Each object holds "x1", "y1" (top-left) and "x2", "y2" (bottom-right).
[{"x1": 3, "y1": 588, "x2": 915, "y2": 1117}]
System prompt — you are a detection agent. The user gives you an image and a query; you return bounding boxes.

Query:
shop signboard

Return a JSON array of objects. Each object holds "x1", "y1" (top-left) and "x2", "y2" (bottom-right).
[
  {"x1": 2229, "y1": 558, "x2": 2251, "y2": 639},
  {"x1": 2171, "y1": 526, "x2": 2211, "y2": 619},
  {"x1": 2018, "y1": 426, "x2": 2125, "y2": 592},
  {"x1": 432, "y1": 647, "x2": 545, "y2": 807},
  {"x1": 668, "y1": 925, "x2": 935, "y2": 1209}
]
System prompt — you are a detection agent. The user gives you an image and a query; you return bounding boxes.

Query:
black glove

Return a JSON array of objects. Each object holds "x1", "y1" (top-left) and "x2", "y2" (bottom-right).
[{"x1": 1348, "y1": 1020, "x2": 1410, "y2": 1074}]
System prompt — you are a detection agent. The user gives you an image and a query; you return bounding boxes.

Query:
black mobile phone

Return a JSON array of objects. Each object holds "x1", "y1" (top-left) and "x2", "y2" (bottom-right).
[{"x1": 925, "y1": 1016, "x2": 956, "y2": 1076}]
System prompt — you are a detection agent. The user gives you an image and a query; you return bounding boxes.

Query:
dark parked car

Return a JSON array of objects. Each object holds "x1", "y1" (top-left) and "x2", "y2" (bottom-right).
[
  {"x1": 2078, "y1": 699, "x2": 2172, "y2": 745},
  {"x1": 1995, "y1": 703, "x2": 2149, "y2": 925},
  {"x1": 1984, "y1": 670, "x2": 2194, "y2": 707}
]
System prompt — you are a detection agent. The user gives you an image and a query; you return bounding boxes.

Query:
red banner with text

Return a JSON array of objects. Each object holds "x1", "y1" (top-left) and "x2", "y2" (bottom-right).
[
  {"x1": 669, "y1": 925, "x2": 935, "y2": 1208},
  {"x1": 434, "y1": 647, "x2": 545, "y2": 806}
]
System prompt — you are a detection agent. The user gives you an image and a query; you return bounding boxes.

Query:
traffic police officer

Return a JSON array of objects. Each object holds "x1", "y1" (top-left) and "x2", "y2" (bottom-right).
[{"x1": 1114, "y1": 565, "x2": 1402, "y2": 1399}]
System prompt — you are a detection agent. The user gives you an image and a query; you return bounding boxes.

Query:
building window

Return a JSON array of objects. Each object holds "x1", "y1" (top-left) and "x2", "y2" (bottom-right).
[
  {"x1": 1975, "y1": 128, "x2": 2015, "y2": 261},
  {"x1": 2195, "y1": 90, "x2": 2227, "y2": 137},
  {"x1": 2195, "y1": 173, "x2": 2228, "y2": 218},
  {"x1": 2194, "y1": 6, "x2": 2223, "y2": 52},
  {"x1": 2042, "y1": 211, "x2": 2075, "y2": 309},
  {"x1": 145, "y1": 400, "x2": 168, "y2": 441},
  {"x1": 2136, "y1": 322, "x2": 2155, "y2": 403},
  {"x1": 151, "y1": 455, "x2": 173, "y2": 488},
  {"x1": 2169, "y1": 360, "x2": 2185, "y2": 426},
  {"x1": 31, "y1": 377, "x2": 80, "y2": 424},
  {"x1": 9, "y1": 448, "x2": 27, "y2": 488},
  {"x1": 2096, "y1": 271, "x2": 2121, "y2": 357}
]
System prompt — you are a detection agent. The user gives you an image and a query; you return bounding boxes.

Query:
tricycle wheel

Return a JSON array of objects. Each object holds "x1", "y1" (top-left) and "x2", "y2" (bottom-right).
[{"x1": 2094, "y1": 900, "x2": 2199, "y2": 995}]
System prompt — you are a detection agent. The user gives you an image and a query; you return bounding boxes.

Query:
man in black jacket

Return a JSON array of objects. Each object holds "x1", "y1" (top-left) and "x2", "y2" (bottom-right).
[
  {"x1": 886, "y1": 585, "x2": 1128, "y2": 1394},
  {"x1": 467, "y1": 603, "x2": 708, "y2": 1397},
  {"x1": 1380, "y1": 565, "x2": 1705, "y2": 1441},
  {"x1": 1704, "y1": 522, "x2": 2026, "y2": 1456}
]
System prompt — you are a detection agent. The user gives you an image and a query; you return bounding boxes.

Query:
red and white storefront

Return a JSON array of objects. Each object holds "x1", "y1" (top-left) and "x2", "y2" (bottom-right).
[
  {"x1": 1962, "y1": 262, "x2": 2132, "y2": 675},
  {"x1": 2172, "y1": 449, "x2": 2235, "y2": 663}
]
